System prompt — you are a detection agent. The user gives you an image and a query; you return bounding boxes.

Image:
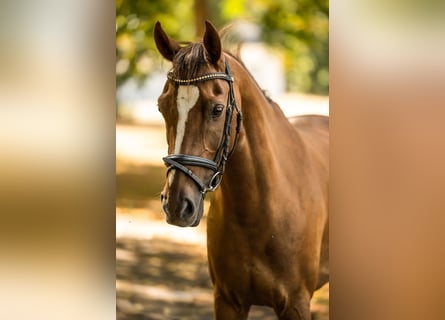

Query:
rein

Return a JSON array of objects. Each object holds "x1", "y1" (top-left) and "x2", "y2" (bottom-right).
[{"x1": 163, "y1": 58, "x2": 242, "y2": 196}]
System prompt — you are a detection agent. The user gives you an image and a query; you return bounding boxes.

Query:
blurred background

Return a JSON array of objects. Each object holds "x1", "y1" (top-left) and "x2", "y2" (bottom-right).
[
  {"x1": 1, "y1": 0, "x2": 445, "y2": 319},
  {"x1": 116, "y1": 0, "x2": 329, "y2": 319}
]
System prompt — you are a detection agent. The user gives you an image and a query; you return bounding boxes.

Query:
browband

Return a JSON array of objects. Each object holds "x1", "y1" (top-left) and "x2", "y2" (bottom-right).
[{"x1": 167, "y1": 71, "x2": 233, "y2": 85}]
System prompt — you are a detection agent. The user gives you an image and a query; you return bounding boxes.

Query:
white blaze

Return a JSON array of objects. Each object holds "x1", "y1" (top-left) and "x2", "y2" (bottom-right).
[{"x1": 169, "y1": 85, "x2": 200, "y2": 185}]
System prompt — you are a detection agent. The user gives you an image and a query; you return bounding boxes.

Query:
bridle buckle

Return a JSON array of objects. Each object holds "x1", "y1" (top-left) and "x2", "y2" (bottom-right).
[{"x1": 207, "y1": 172, "x2": 222, "y2": 192}]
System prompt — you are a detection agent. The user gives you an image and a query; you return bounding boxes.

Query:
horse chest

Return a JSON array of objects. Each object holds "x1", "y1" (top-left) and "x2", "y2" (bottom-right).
[{"x1": 207, "y1": 220, "x2": 303, "y2": 305}]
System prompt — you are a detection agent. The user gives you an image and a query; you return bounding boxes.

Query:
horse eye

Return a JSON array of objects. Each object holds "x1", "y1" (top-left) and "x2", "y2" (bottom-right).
[{"x1": 211, "y1": 104, "x2": 224, "y2": 118}]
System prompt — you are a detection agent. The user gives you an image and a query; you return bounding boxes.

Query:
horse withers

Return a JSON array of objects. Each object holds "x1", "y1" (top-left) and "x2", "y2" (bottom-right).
[{"x1": 154, "y1": 21, "x2": 329, "y2": 320}]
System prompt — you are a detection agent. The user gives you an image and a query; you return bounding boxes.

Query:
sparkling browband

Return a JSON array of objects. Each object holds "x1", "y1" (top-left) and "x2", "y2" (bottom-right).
[{"x1": 167, "y1": 71, "x2": 233, "y2": 84}]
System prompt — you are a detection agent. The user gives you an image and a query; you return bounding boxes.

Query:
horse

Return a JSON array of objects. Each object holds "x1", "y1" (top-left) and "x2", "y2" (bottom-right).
[{"x1": 154, "y1": 21, "x2": 329, "y2": 320}]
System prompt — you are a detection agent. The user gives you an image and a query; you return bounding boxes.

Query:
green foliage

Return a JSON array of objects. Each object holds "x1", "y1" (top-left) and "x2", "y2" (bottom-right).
[
  {"x1": 218, "y1": 0, "x2": 329, "y2": 94},
  {"x1": 116, "y1": 0, "x2": 195, "y2": 87},
  {"x1": 116, "y1": 0, "x2": 328, "y2": 95},
  {"x1": 258, "y1": 0, "x2": 329, "y2": 94}
]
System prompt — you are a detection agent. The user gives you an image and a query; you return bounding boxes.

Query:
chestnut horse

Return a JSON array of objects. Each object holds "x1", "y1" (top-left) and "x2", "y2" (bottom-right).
[{"x1": 154, "y1": 21, "x2": 329, "y2": 320}]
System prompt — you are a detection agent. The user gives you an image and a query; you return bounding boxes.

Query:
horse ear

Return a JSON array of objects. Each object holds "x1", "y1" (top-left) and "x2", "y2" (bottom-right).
[
  {"x1": 154, "y1": 21, "x2": 180, "y2": 61},
  {"x1": 203, "y1": 20, "x2": 222, "y2": 65}
]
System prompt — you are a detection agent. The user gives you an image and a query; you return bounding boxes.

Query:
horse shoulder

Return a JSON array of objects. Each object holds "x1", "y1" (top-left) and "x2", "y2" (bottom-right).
[
  {"x1": 288, "y1": 114, "x2": 329, "y2": 290},
  {"x1": 289, "y1": 114, "x2": 329, "y2": 172}
]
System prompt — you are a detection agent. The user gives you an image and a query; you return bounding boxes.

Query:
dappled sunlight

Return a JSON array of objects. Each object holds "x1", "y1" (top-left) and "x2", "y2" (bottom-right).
[
  {"x1": 116, "y1": 230, "x2": 214, "y2": 319},
  {"x1": 116, "y1": 123, "x2": 167, "y2": 167},
  {"x1": 116, "y1": 210, "x2": 207, "y2": 246}
]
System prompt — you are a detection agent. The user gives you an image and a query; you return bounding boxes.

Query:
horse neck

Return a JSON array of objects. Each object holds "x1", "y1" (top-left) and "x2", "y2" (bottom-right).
[
  {"x1": 227, "y1": 54, "x2": 295, "y2": 137},
  {"x1": 216, "y1": 55, "x2": 307, "y2": 214}
]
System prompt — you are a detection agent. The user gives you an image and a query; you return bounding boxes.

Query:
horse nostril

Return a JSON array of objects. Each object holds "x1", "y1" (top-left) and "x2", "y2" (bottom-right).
[
  {"x1": 160, "y1": 193, "x2": 165, "y2": 202},
  {"x1": 180, "y1": 198, "x2": 195, "y2": 218}
]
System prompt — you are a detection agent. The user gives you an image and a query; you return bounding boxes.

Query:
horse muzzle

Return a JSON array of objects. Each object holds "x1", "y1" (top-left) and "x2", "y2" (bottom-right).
[
  {"x1": 160, "y1": 189, "x2": 204, "y2": 227},
  {"x1": 160, "y1": 154, "x2": 220, "y2": 227}
]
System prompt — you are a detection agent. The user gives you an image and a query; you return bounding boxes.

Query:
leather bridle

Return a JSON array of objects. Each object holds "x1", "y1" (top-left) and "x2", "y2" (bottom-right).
[{"x1": 163, "y1": 58, "x2": 242, "y2": 196}]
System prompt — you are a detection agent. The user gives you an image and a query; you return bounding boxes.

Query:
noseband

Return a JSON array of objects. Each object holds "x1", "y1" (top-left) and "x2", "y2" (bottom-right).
[{"x1": 163, "y1": 59, "x2": 242, "y2": 196}]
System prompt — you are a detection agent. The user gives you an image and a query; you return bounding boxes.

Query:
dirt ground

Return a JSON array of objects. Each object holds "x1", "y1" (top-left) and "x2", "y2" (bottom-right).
[{"x1": 116, "y1": 123, "x2": 329, "y2": 320}]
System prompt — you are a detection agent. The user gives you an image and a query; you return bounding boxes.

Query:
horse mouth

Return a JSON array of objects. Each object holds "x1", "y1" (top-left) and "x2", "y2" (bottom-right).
[
  {"x1": 165, "y1": 210, "x2": 202, "y2": 227},
  {"x1": 190, "y1": 205, "x2": 204, "y2": 227}
]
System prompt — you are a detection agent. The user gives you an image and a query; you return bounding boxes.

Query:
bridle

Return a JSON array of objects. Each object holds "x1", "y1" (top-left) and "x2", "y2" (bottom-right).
[{"x1": 163, "y1": 58, "x2": 242, "y2": 196}]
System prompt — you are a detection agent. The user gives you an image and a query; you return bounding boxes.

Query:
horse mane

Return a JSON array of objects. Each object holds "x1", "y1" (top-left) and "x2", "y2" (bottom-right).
[
  {"x1": 224, "y1": 51, "x2": 276, "y2": 106},
  {"x1": 172, "y1": 42, "x2": 275, "y2": 106}
]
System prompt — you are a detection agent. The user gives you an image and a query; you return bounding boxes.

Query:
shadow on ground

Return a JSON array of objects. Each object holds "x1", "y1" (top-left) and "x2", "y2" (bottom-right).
[
  {"x1": 116, "y1": 234, "x2": 328, "y2": 320},
  {"x1": 117, "y1": 237, "x2": 214, "y2": 320}
]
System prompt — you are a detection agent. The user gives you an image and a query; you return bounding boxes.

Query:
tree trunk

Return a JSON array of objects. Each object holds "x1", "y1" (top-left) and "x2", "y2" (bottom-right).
[{"x1": 194, "y1": 0, "x2": 214, "y2": 38}]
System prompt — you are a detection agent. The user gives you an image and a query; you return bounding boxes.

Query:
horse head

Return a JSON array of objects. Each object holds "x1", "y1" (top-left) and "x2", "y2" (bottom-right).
[{"x1": 154, "y1": 21, "x2": 242, "y2": 227}]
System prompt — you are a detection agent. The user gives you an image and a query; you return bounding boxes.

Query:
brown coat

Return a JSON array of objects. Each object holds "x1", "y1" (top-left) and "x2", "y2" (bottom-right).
[{"x1": 155, "y1": 21, "x2": 328, "y2": 320}]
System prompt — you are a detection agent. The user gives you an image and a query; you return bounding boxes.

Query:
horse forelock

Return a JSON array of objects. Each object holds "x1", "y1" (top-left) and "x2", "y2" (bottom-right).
[{"x1": 172, "y1": 43, "x2": 209, "y2": 80}]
